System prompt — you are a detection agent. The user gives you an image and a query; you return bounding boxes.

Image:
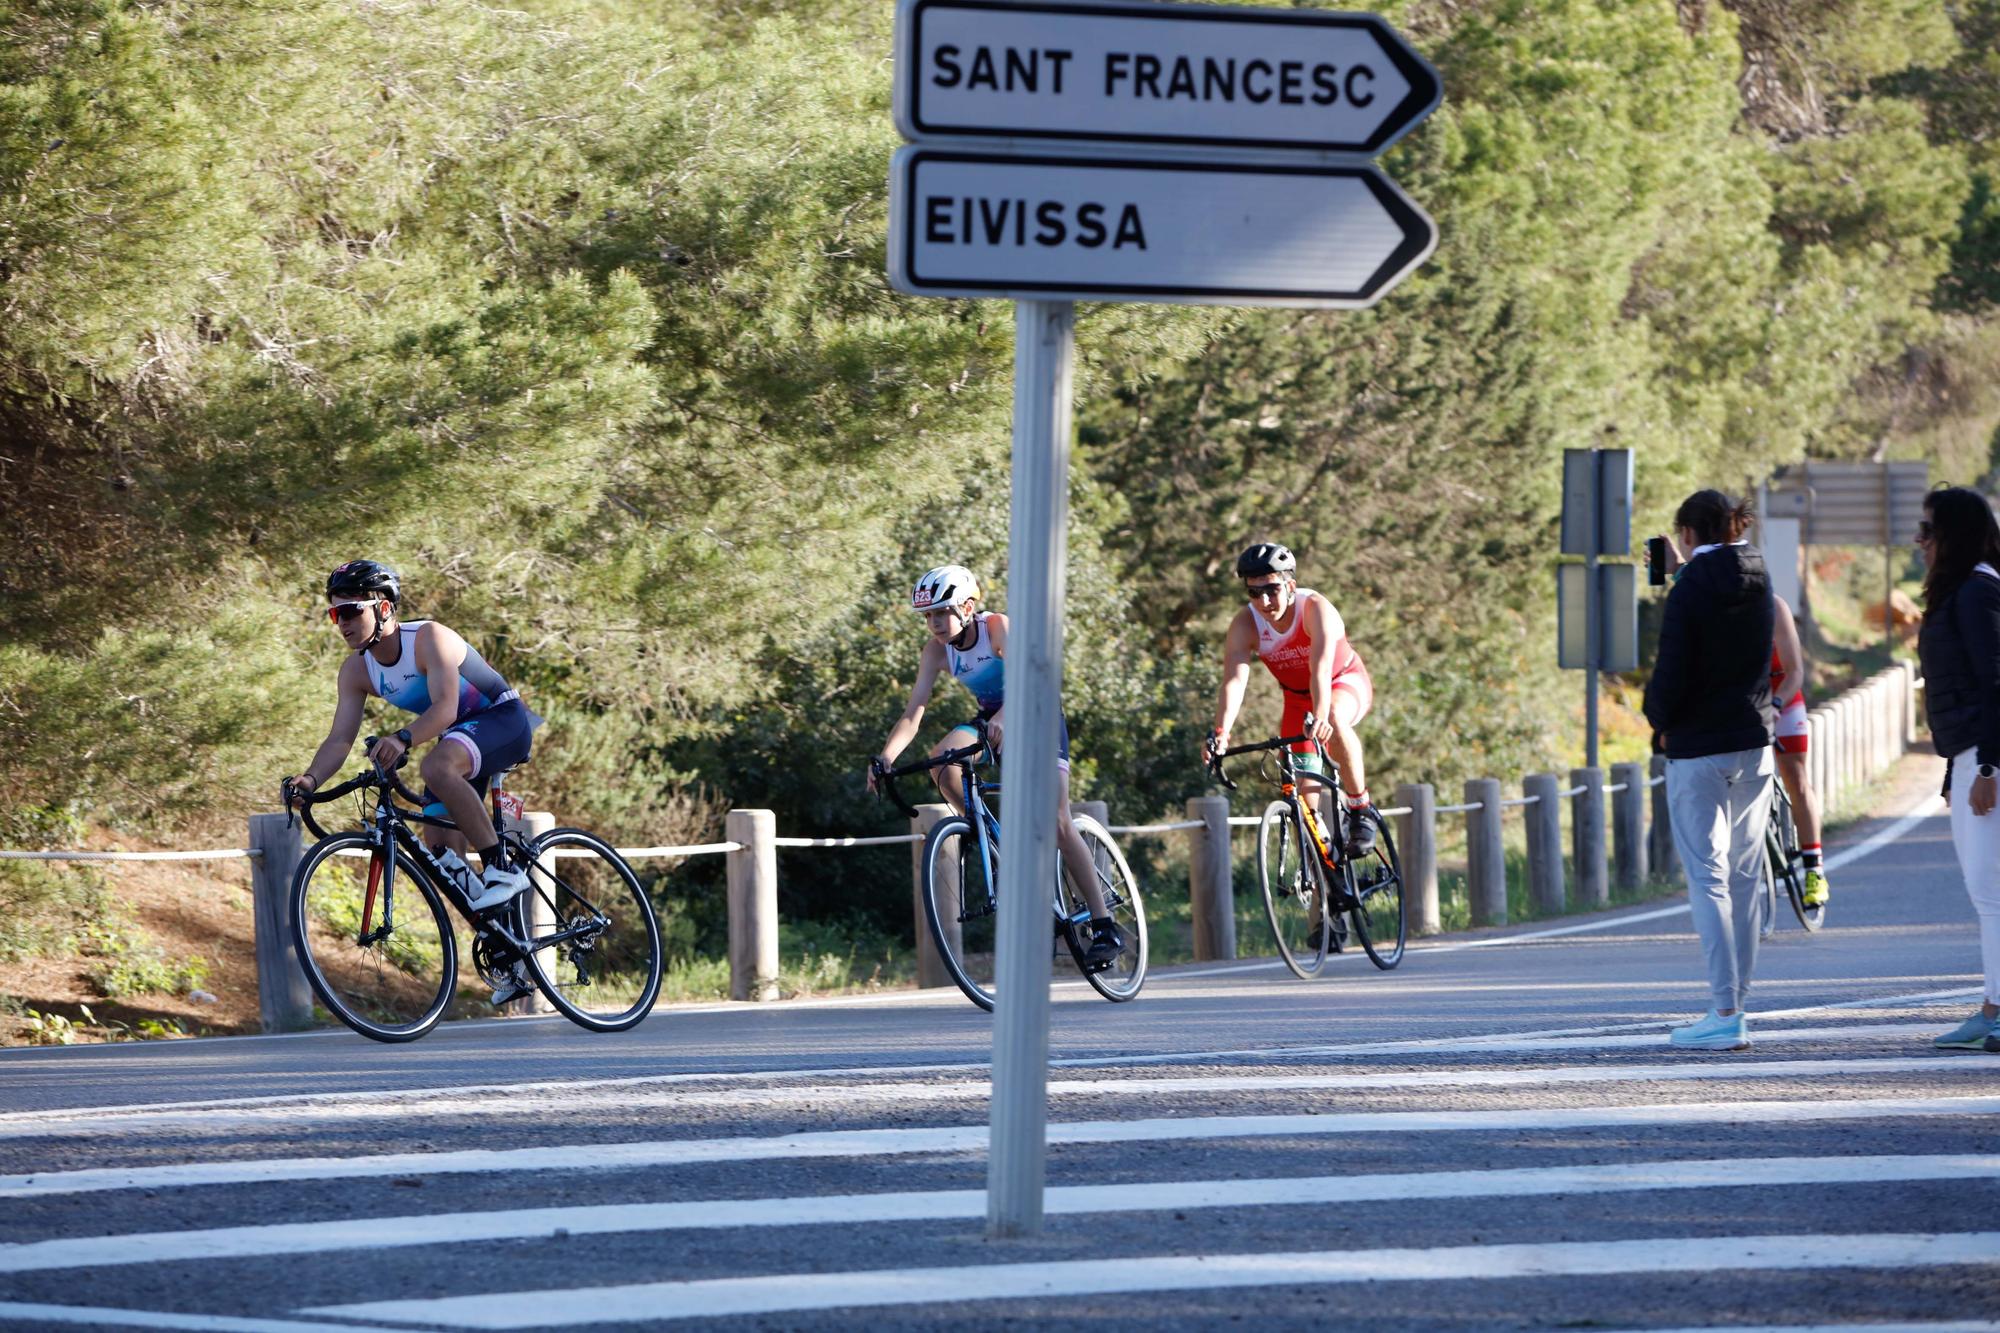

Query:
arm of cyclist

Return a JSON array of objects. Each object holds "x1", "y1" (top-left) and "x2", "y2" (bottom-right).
[
  {"x1": 286, "y1": 656, "x2": 371, "y2": 807},
  {"x1": 365, "y1": 622, "x2": 466, "y2": 771},
  {"x1": 1772, "y1": 596, "x2": 1804, "y2": 704},
  {"x1": 868, "y1": 639, "x2": 947, "y2": 790},
  {"x1": 1207, "y1": 610, "x2": 1259, "y2": 758},
  {"x1": 1302, "y1": 594, "x2": 1343, "y2": 747}
]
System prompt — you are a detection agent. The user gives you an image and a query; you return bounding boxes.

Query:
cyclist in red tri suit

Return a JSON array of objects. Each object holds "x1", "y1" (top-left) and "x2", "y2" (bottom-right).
[
  {"x1": 1771, "y1": 595, "x2": 1829, "y2": 907},
  {"x1": 1207, "y1": 542, "x2": 1378, "y2": 856}
]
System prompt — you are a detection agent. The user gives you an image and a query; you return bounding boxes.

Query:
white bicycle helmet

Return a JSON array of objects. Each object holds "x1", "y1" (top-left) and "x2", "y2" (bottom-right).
[{"x1": 911, "y1": 564, "x2": 981, "y2": 613}]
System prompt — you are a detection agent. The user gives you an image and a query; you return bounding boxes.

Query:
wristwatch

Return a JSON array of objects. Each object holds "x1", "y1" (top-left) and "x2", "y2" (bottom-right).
[
  {"x1": 1978, "y1": 763, "x2": 1997, "y2": 781},
  {"x1": 395, "y1": 727, "x2": 414, "y2": 747}
]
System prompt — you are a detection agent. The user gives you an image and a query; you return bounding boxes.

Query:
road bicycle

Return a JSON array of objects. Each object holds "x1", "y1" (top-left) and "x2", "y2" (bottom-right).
[
  {"x1": 872, "y1": 722, "x2": 1147, "y2": 1012},
  {"x1": 1207, "y1": 721, "x2": 1406, "y2": 977},
  {"x1": 283, "y1": 743, "x2": 663, "y2": 1042},
  {"x1": 1764, "y1": 777, "x2": 1826, "y2": 934}
]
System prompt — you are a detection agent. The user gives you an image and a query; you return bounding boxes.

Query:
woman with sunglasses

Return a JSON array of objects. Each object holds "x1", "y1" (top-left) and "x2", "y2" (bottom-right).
[
  {"x1": 284, "y1": 560, "x2": 541, "y2": 921},
  {"x1": 1207, "y1": 541, "x2": 1377, "y2": 858},
  {"x1": 1914, "y1": 488, "x2": 2000, "y2": 1053}
]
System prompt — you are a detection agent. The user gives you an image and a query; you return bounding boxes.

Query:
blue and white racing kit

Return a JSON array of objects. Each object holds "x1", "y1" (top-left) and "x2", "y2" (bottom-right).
[
  {"x1": 945, "y1": 612, "x2": 1069, "y2": 768},
  {"x1": 364, "y1": 621, "x2": 540, "y2": 790}
]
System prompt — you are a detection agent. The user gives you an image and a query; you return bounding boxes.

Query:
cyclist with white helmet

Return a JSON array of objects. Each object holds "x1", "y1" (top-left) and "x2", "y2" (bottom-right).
[
  {"x1": 284, "y1": 561, "x2": 541, "y2": 925},
  {"x1": 867, "y1": 564, "x2": 1126, "y2": 968},
  {"x1": 1208, "y1": 541, "x2": 1379, "y2": 857}
]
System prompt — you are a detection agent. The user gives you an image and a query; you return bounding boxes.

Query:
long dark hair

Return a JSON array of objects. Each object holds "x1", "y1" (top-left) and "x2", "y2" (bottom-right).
[
  {"x1": 1673, "y1": 489, "x2": 1754, "y2": 547},
  {"x1": 1921, "y1": 485, "x2": 2000, "y2": 618}
]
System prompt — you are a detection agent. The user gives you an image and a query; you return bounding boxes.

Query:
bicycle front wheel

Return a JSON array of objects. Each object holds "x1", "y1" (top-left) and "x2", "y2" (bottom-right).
[
  {"x1": 292, "y1": 833, "x2": 456, "y2": 1042},
  {"x1": 921, "y1": 815, "x2": 999, "y2": 1011},
  {"x1": 517, "y1": 828, "x2": 663, "y2": 1032},
  {"x1": 1063, "y1": 815, "x2": 1148, "y2": 1002},
  {"x1": 1345, "y1": 807, "x2": 1407, "y2": 970},
  {"x1": 1259, "y1": 800, "x2": 1327, "y2": 978}
]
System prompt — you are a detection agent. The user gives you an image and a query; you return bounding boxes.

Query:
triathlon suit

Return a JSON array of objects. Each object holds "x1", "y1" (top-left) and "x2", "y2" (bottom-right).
[
  {"x1": 1250, "y1": 589, "x2": 1372, "y2": 774},
  {"x1": 364, "y1": 620, "x2": 541, "y2": 794},
  {"x1": 1771, "y1": 646, "x2": 1808, "y2": 755},
  {"x1": 945, "y1": 612, "x2": 1069, "y2": 771}
]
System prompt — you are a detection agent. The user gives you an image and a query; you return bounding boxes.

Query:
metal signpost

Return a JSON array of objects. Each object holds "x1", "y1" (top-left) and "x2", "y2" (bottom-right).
[
  {"x1": 887, "y1": 0, "x2": 1439, "y2": 1238},
  {"x1": 1558, "y1": 447, "x2": 1634, "y2": 767}
]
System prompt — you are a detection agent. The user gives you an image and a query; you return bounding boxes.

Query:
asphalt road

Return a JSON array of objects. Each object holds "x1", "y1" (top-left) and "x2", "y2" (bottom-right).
[{"x1": 1, "y1": 755, "x2": 1995, "y2": 1332}]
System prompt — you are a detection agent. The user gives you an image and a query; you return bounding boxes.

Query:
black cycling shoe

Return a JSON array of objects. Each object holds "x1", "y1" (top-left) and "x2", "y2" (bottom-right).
[
  {"x1": 1083, "y1": 921, "x2": 1125, "y2": 971},
  {"x1": 1344, "y1": 808, "x2": 1378, "y2": 858}
]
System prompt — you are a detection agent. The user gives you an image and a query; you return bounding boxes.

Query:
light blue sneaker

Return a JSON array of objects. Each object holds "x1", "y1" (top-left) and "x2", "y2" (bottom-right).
[
  {"x1": 1670, "y1": 1010, "x2": 1750, "y2": 1051},
  {"x1": 1935, "y1": 1010, "x2": 1997, "y2": 1051}
]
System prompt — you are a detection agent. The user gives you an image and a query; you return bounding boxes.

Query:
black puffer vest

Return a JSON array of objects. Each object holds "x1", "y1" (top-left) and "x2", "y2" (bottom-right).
[{"x1": 1919, "y1": 566, "x2": 2000, "y2": 766}]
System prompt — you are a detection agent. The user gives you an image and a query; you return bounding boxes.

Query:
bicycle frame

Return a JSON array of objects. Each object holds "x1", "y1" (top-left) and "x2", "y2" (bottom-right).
[{"x1": 1211, "y1": 729, "x2": 1348, "y2": 875}]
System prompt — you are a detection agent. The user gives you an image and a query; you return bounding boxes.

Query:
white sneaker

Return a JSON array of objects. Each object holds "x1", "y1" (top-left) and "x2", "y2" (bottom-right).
[{"x1": 465, "y1": 863, "x2": 530, "y2": 913}]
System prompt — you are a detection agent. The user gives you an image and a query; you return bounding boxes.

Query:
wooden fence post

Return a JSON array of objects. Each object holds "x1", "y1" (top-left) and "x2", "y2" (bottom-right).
[
  {"x1": 1186, "y1": 795, "x2": 1236, "y2": 961},
  {"x1": 1464, "y1": 778, "x2": 1507, "y2": 927},
  {"x1": 1394, "y1": 782, "x2": 1440, "y2": 936},
  {"x1": 249, "y1": 812, "x2": 313, "y2": 1033},
  {"x1": 1610, "y1": 761, "x2": 1647, "y2": 892},
  {"x1": 910, "y1": 804, "x2": 959, "y2": 989},
  {"x1": 1649, "y1": 755, "x2": 1679, "y2": 881},
  {"x1": 1569, "y1": 767, "x2": 1607, "y2": 910},
  {"x1": 506, "y1": 811, "x2": 557, "y2": 1015},
  {"x1": 1523, "y1": 772, "x2": 1565, "y2": 916},
  {"x1": 725, "y1": 809, "x2": 778, "y2": 1002}
]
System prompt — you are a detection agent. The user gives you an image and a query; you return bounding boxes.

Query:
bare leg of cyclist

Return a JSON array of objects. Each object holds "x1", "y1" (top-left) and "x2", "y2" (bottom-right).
[
  {"x1": 929, "y1": 727, "x2": 979, "y2": 816},
  {"x1": 1324, "y1": 688, "x2": 1376, "y2": 855},
  {"x1": 420, "y1": 744, "x2": 498, "y2": 862},
  {"x1": 1054, "y1": 765, "x2": 1110, "y2": 919},
  {"x1": 1776, "y1": 751, "x2": 1821, "y2": 847}
]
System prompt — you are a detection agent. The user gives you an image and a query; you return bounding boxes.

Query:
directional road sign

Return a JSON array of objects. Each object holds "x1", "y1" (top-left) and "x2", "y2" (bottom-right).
[
  {"x1": 894, "y1": 0, "x2": 1442, "y2": 155},
  {"x1": 887, "y1": 147, "x2": 1437, "y2": 306}
]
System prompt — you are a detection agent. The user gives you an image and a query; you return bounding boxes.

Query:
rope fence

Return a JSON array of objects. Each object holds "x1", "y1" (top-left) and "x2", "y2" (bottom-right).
[{"x1": 6, "y1": 658, "x2": 1921, "y2": 1032}]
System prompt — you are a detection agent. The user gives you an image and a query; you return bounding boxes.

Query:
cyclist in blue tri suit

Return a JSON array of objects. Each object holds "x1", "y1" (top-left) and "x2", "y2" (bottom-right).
[
  {"x1": 284, "y1": 561, "x2": 540, "y2": 914},
  {"x1": 866, "y1": 564, "x2": 1125, "y2": 968}
]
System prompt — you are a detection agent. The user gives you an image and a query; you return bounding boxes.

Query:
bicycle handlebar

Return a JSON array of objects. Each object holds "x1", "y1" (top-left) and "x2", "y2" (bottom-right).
[
  {"x1": 1204, "y1": 714, "x2": 1327, "y2": 793},
  {"x1": 283, "y1": 737, "x2": 426, "y2": 841},
  {"x1": 871, "y1": 723, "x2": 991, "y2": 819}
]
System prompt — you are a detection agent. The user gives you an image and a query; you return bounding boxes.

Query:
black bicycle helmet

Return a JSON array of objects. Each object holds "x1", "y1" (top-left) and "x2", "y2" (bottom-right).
[
  {"x1": 1235, "y1": 542, "x2": 1296, "y2": 579},
  {"x1": 326, "y1": 560, "x2": 401, "y2": 605}
]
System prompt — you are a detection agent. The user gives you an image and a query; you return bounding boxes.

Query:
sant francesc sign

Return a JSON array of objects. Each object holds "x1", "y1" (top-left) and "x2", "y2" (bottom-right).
[{"x1": 887, "y1": 0, "x2": 1441, "y2": 307}]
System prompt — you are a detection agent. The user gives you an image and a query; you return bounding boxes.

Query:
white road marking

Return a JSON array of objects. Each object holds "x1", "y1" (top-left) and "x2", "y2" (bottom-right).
[
  {"x1": 5, "y1": 1094, "x2": 1997, "y2": 1199},
  {"x1": 1597, "y1": 1325, "x2": 2000, "y2": 1333},
  {"x1": 306, "y1": 1230, "x2": 2000, "y2": 1325},
  {"x1": 0, "y1": 1304, "x2": 404, "y2": 1332},
  {"x1": 0, "y1": 999, "x2": 1975, "y2": 1131},
  {"x1": 9, "y1": 1154, "x2": 1996, "y2": 1275},
  {"x1": 3, "y1": 1049, "x2": 1991, "y2": 1141}
]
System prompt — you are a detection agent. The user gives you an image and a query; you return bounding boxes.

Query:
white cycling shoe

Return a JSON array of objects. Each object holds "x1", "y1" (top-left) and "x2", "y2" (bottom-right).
[{"x1": 464, "y1": 864, "x2": 530, "y2": 913}]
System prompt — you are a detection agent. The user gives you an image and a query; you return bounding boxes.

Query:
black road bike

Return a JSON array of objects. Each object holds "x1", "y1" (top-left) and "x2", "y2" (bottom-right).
[
  {"x1": 1764, "y1": 778, "x2": 1826, "y2": 935},
  {"x1": 1207, "y1": 723, "x2": 1407, "y2": 977},
  {"x1": 873, "y1": 724, "x2": 1147, "y2": 1012},
  {"x1": 284, "y1": 744, "x2": 662, "y2": 1042}
]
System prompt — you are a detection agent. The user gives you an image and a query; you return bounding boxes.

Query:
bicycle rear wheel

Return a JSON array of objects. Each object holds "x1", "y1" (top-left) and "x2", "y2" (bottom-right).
[
  {"x1": 1345, "y1": 807, "x2": 1407, "y2": 970},
  {"x1": 516, "y1": 828, "x2": 663, "y2": 1032},
  {"x1": 920, "y1": 815, "x2": 999, "y2": 1011},
  {"x1": 1062, "y1": 815, "x2": 1148, "y2": 1002},
  {"x1": 1259, "y1": 799, "x2": 1328, "y2": 978},
  {"x1": 1772, "y1": 789, "x2": 1824, "y2": 932},
  {"x1": 291, "y1": 833, "x2": 456, "y2": 1042}
]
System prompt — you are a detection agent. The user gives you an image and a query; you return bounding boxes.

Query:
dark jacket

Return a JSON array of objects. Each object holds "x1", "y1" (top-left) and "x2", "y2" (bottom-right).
[
  {"x1": 1642, "y1": 543, "x2": 1775, "y2": 759},
  {"x1": 1918, "y1": 566, "x2": 2000, "y2": 773}
]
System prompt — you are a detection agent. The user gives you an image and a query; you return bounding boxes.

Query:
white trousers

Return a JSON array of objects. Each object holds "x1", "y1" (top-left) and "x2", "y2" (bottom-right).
[{"x1": 1946, "y1": 746, "x2": 2000, "y2": 1004}]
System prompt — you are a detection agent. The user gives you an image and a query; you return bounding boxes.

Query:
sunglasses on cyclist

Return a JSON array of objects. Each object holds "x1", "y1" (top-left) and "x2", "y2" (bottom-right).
[
  {"x1": 1244, "y1": 581, "x2": 1288, "y2": 600},
  {"x1": 326, "y1": 600, "x2": 380, "y2": 624}
]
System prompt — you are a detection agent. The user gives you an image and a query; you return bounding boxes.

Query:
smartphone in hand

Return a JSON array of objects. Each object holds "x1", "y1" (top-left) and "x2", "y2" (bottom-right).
[{"x1": 1646, "y1": 535, "x2": 1668, "y2": 586}]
